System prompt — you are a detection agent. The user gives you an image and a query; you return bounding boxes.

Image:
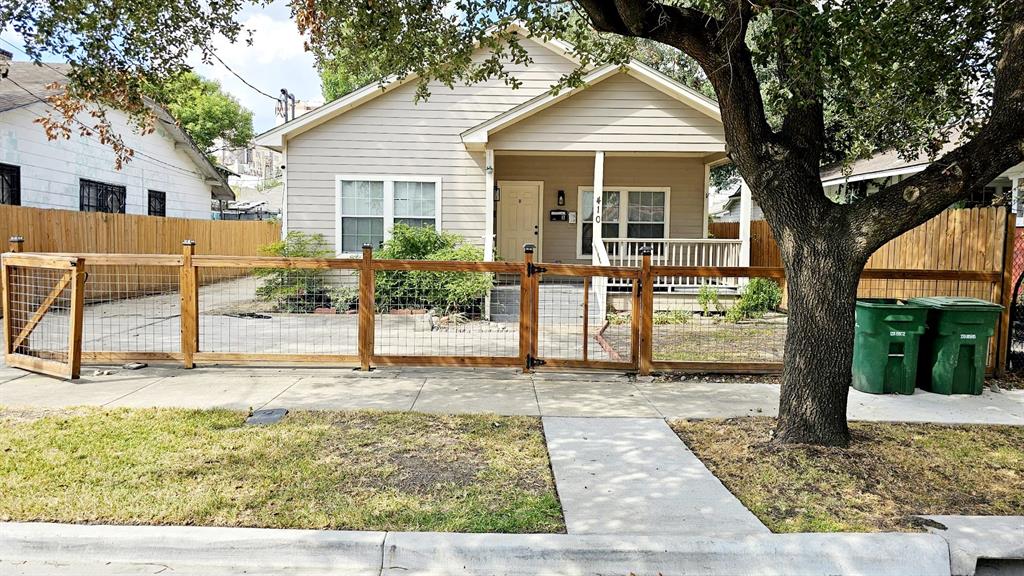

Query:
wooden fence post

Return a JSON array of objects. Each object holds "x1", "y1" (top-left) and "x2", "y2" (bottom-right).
[
  {"x1": 639, "y1": 247, "x2": 654, "y2": 376},
  {"x1": 995, "y1": 209, "x2": 1015, "y2": 376},
  {"x1": 180, "y1": 240, "x2": 198, "y2": 369},
  {"x1": 520, "y1": 244, "x2": 535, "y2": 373},
  {"x1": 359, "y1": 244, "x2": 375, "y2": 371},
  {"x1": 8, "y1": 236, "x2": 23, "y2": 253},
  {"x1": 67, "y1": 257, "x2": 86, "y2": 379},
  {"x1": 4, "y1": 237, "x2": 24, "y2": 357}
]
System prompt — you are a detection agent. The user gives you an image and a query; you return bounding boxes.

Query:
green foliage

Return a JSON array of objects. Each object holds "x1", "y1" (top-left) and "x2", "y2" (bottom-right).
[
  {"x1": 254, "y1": 232, "x2": 337, "y2": 314},
  {"x1": 726, "y1": 279, "x2": 784, "y2": 323},
  {"x1": 653, "y1": 310, "x2": 690, "y2": 325},
  {"x1": 319, "y1": 41, "x2": 388, "y2": 102},
  {"x1": 148, "y1": 71, "x2": 254, "y2": 152},
  {"x1": 375, "y1": 224, "x2": 493, "y2": 314},
  {"x1": 697, "y1": 285, "x2": 722, "y2": 316}
]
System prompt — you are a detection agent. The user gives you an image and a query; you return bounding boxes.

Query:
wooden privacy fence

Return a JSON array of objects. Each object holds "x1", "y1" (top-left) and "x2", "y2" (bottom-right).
[
  {"x1": 2, "y1": 238, "x2": 1012, "y2": 379},
  {"x1": 0, "y1": 205, "x2": 280, "y2": 301}
]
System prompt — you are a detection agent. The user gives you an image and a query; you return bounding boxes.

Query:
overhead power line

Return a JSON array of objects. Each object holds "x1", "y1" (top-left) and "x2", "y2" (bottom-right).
[{"x1": 209, "y1": 52, "x2": 280, "y2": 101}]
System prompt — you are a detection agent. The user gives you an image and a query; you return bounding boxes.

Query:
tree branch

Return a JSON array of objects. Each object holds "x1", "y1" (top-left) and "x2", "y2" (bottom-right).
[{"x1": 850, "y1": 16, "x2": 1024, "y2": 256}]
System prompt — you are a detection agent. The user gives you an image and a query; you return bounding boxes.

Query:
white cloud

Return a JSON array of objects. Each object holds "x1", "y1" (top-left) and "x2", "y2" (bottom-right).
[{"x1": 188, "y1": 2, "x2": 321, "y2": 133}]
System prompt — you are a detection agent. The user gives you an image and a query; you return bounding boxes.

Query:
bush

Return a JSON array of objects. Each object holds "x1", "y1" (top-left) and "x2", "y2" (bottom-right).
[
  {"x1": 725, "y1": 278, "x2": 783, "y2": 322},
  {"x1": 653, "y1": 310, "x2": 690, "y2": 325},
  {"x1": 254, "y1": 232, "x2": 338, "y2": 313},
  {"x1": 697, "y1": 284, "x2": 721, "y2": 316},
  {"x1": 375, "y1": 224, "x2": 493, "y2": 315}
]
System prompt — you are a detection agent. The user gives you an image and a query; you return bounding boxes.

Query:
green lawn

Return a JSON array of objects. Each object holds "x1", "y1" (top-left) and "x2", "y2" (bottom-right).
[
  {"x1": 0, "y1": 407, "x2": 564, "y2": 533},
  {"x1": 672, "y1": 417, "x2": 1024, "y2": 533}
]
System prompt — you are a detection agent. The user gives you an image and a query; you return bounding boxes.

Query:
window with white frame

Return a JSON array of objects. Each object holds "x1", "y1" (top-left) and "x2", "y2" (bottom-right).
[
  {"x1": 578, "y1": 187, "x2": 668, "y2": 257},
  {"x1": 336, "y1": 176, "x2": 441, "y2": 253}
]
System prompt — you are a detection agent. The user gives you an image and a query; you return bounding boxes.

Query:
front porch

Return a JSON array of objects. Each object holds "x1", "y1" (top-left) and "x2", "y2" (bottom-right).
[{"x1": 485, "y1": 150, "x2": 753, "y2": 290}]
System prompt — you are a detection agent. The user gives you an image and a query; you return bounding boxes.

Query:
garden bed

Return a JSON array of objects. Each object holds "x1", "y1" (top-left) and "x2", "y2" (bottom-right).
[
  {"x1": 672, "y1": 417, "x2": 1024, "y2": 533},
  {"x1": 0, "y1": 407, "x2": 564, "y2": 533}
]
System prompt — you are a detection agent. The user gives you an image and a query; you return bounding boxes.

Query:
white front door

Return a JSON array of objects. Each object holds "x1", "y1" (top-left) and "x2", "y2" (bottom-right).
[{"x1": 497, "y1": 180, "x2": 542, "y2": 261}]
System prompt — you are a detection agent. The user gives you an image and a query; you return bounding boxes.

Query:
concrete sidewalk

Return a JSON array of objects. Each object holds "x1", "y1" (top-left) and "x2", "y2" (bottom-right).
[{"x1": 1, "y1": 365, "x2": 1021, "y2": 425}]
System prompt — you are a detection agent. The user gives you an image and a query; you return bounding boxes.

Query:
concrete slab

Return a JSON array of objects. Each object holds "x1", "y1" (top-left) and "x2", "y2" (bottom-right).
[
  {"x1": 105, "y1": 372, "x2": 300, "y2": 410},
  {"x1": 382, "y1": 531, "x2": 951, "y2": 576},
  {"x1": 921, "y1": 516, "x2": 1024, "y2": 576},
  {"x1": 398, "y1": 367, "x2": 530, "y2": 381},
  {"x1": 0, "y1": 372, "x2": 165, "y2": 408},
  {"x1": 0, "y1": 522, "x2": 385, "y2": 576},
  {"x1": 535, "y1": 381, "x2": 661, "y2": 417},
  {"x1": 543, "y1": 416, "x2": 769, "y2": 536},
  {"x1": 637, "y1": 381, "x2": 780, "y2": 419},
  {"x1": 263, "y1": 376, "x2": 424, "y2": 411},
  {"x1": 848, "y1": 389, "x2": 1024, "y2": 425},
  {"x1": 0, "y1": 367, "x2": 29, "y2": 385},
  {"x1": 412, "y1": 379, "x2": 539, "y2": 415}
]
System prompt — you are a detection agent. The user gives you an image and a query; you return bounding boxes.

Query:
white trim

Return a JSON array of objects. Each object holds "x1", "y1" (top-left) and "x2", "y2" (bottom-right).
[
  {"x1": 334, "y1": 174, "x2": 443, "y2": 256},
  {"x1": 575, "y1": 185, "x2": 672, "y2": 260},
  {"x1": 484, "y1": 149, "x2": 495, "y2": 261},
  {"x1": 254, "y1": 30, "x2": 579, "y2": 151},
  {"x1": 460, "y1": 62, "x2": 722, "y2": 149},
  {"x1": 281, "y1": 141, "x2": 288, "y2": 238},
  {"x1": 820, "y1": 165, "x2": 927, "y2": 188},
  {"x1": 702, "y1": 162, "x2": 711, "y2": 238},
  {"x1": 496, "y1": 179, "x2": 545, "y2": 260}
]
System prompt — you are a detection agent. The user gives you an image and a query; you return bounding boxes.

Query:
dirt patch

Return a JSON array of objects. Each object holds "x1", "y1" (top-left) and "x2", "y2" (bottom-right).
[
  {"x1": 672, "y1": 417, "x2": 1024, "y2": 533},
  {"x1": 386, "y1": 449, "x2": 486, "y2": 494},
  {"x1": 0, "y1": 407, "x2": 93, "y2": 423},
  {"x1": 988, "y1": 371, "x2": 1024, "y2": 390},
  {"x1": 653, "y1": 372, "x2": 782, "y2": 385}
]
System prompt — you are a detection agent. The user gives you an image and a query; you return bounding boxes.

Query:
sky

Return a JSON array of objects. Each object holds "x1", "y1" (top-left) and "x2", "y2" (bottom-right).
[{"x1": 1, "y1": 0, "x2": 323, "y2": 133}]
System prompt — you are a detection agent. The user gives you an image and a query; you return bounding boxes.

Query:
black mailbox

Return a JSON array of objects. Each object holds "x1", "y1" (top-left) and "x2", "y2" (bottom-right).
[{"x1": 549, "y1": 209, "x2": 569, "y2": 222}]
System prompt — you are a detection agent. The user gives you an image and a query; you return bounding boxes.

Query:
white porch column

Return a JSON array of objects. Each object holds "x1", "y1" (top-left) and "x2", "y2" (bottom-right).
[
  {"x1": 1013, "y1": 176, "x2": 1021, "y2": 227},
  {"x1": 592, "y1": 151, "x2": 605, "y2": 265},
  {"x1": 739, "y1": 180, "x2": 752, "y2": 267},
  {"x1": 484, "y1": 148, "x2": 495, "y2": 261}
]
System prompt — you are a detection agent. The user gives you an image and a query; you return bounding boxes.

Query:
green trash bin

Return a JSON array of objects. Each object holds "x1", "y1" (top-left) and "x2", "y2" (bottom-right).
[
  {"x1": 909, "y1": 297, "x2": 1003, "y2": 395},
  {"x1": 852, "y1": 299, "x2": 929, "y2": 394}
]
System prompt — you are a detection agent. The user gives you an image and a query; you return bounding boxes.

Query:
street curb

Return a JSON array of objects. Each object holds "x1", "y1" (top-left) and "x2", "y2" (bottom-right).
[
  {"x1": 382, "y1": 531, "x2": 951, "y2": 575},
  {"x1": 0, "y1": 522, "x2": 386, "y2": 575},
  {"x1": 1, "y1": 522, "x2": 953, "y2": 575}
]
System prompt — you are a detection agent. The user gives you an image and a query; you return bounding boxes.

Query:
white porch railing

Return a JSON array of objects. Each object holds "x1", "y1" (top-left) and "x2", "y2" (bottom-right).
[{"x1": 603, "y1": 238, "x2": 743, "y2": 288}]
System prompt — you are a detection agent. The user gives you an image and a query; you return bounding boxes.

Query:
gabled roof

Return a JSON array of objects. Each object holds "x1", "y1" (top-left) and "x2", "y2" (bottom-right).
[
  {"x1": 459, "y1": 60, "x2": 720, "y2": 150},
  {"x1": 254, "y1": 25, "x2": 579, "y2": 151},
  {"x1": 1, "y1": 61, "x2": 233, "y2": 200}
]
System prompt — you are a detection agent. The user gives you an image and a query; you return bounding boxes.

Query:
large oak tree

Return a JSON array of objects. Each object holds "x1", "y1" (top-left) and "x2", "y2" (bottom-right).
[{"x1": 3, "y1": 1, "x2": 1022, "y2": 445}]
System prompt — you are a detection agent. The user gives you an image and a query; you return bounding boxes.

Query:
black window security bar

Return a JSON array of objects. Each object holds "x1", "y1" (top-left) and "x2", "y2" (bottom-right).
[
  {"x1": 80, "y1": 179, "x2": 126, "y2": 214},
  {"x1": 148, "y1": 190, "x2": 167, "y2": 217},
  {"x1": 0, "y1": 163, "x2": 20, "y2": 206}
]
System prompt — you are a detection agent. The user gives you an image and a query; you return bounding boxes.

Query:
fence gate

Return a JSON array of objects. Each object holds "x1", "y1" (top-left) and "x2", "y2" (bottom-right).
[
  {"x1": 524, "y1": 257, "x2": 641, "y2": 372},
  {"x1": 2, "y1": 253, "x2": 85, "y2": 379}
]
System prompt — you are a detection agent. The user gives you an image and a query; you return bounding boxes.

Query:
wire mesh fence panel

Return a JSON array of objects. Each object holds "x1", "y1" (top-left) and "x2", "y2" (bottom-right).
[
  {"x1": 5, "y1": 265, "x2": 72, "y2": 362},
  {"x1": 373, "y1": 269, "x2": 520, "y2": 358},
  {"x1": 649, "y1": 275, "x2": 787, "y2": 364},
  {"x1": 81, "y1": 265, "x2": 181, "y2": 354},
  {"x1": 197, "y1": 267, "x2": 360, "y2": 356},
  {"x1": 535, "y1": 274, "x2": 634, "y2": 364}
]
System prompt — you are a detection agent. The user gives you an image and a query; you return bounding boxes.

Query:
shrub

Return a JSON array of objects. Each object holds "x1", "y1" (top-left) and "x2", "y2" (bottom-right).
[
  {"x1": 697, "y1": 284, "x2": 721, "y2": 316},
  {"x1": 254, "y1": 231, "x2": 337, "y2": 313},
  {"x1": 375, "y1": 224, "x2": 493, "y2": 315},
  {"x1": 725, "y1": 278, "x2": 783, "y2": 322},
  {"x1": 653, "y1": 310, "x2": 690, "y2": 325}
]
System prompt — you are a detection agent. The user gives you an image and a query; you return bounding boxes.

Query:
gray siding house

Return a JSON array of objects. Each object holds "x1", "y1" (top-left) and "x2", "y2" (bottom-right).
[{"x1": 256, "y1": 29, "x2": 753, "y2": 276}]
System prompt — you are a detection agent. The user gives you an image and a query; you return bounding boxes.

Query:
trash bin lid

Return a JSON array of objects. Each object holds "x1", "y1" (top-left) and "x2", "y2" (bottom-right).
[
  {"x1": 856, "y1": 298, "x2": 927, "y2": 309},
  {"x1": 907, "y1": 296, "x2": 1003, "y2": 311}
]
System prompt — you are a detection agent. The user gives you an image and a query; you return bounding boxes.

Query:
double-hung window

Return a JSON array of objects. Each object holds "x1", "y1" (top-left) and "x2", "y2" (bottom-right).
[
  {"x1": 0, "y1": 163, "x2": 20, "y2": 206},
  {"x1": 336, "y1": 176, "x2": 441, "y2": 254},
  {"x1": 578, "y1": 187, "x2": 668, "y2": 257}
]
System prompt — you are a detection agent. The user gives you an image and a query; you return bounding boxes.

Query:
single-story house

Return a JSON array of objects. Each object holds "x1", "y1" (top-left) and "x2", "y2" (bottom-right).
[
  {"x1": 712, "y1": 187, "x2": 764, "y2": 223},
  {"x1": 0, "y1": 55, "x2": 233, "y2": 219},
  {"x1": 255, "y1": 27, "x2": 747, "y2": 281}
]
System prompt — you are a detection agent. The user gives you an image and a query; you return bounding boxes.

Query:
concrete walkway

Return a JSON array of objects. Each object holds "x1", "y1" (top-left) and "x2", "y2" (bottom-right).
[
  {"x1": 1, "y1": 365, "x2": 1021, "y2": 425},
  {"x1": 544, "y1": 417, "x2": 769, "y2": 535}
]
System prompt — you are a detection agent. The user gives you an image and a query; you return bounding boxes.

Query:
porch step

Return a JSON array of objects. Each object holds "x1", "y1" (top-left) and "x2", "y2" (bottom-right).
[{"x1": 490, "y1": 284, "x2": 604, "y2": 323}]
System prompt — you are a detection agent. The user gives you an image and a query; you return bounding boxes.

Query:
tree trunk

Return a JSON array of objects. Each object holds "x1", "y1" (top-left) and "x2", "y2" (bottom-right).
[{"x1": 773, "y1": 230, "x2": 867, "y2": 447}]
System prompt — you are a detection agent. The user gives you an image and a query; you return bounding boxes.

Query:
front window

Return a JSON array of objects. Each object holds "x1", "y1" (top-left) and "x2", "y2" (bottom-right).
[
  {"x1": 80, "y1": 179, "x2": 126, "y2": 213},
  {"x1": 578, "y1": 187, "x2": 668, "y2": 257},
  {"x1": 148, "y1": 190, "x2": 166, "y2": 217},
  {"x1": 337, "y1": 176, "x2": 441, "y2": 253}
]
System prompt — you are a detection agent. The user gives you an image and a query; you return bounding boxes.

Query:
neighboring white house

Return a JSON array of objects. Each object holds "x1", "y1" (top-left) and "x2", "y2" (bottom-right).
[
  {"x1": 713, "y1": 187, "x2": 764, "y2": 223},
  {"x1": 0, "y1": 58, "x2": 233, "y2": 219},
  {"x1": 256, "y1": 27, "x2": 748, "y2": 278}
]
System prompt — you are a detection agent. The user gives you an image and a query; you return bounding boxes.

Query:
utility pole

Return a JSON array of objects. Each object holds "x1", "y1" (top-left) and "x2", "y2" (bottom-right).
[{"x1": 279, "y1": 88, "x2": 296, "y2": 122}]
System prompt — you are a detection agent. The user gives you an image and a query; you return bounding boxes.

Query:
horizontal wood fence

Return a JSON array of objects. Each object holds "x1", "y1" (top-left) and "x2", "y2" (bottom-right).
[
  {"x1": 2, "y1": 237, "x2": 1011, "y2": 378},
  {"x1": 0, "y1": 205, "x2": 280, "y2": 302}
]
